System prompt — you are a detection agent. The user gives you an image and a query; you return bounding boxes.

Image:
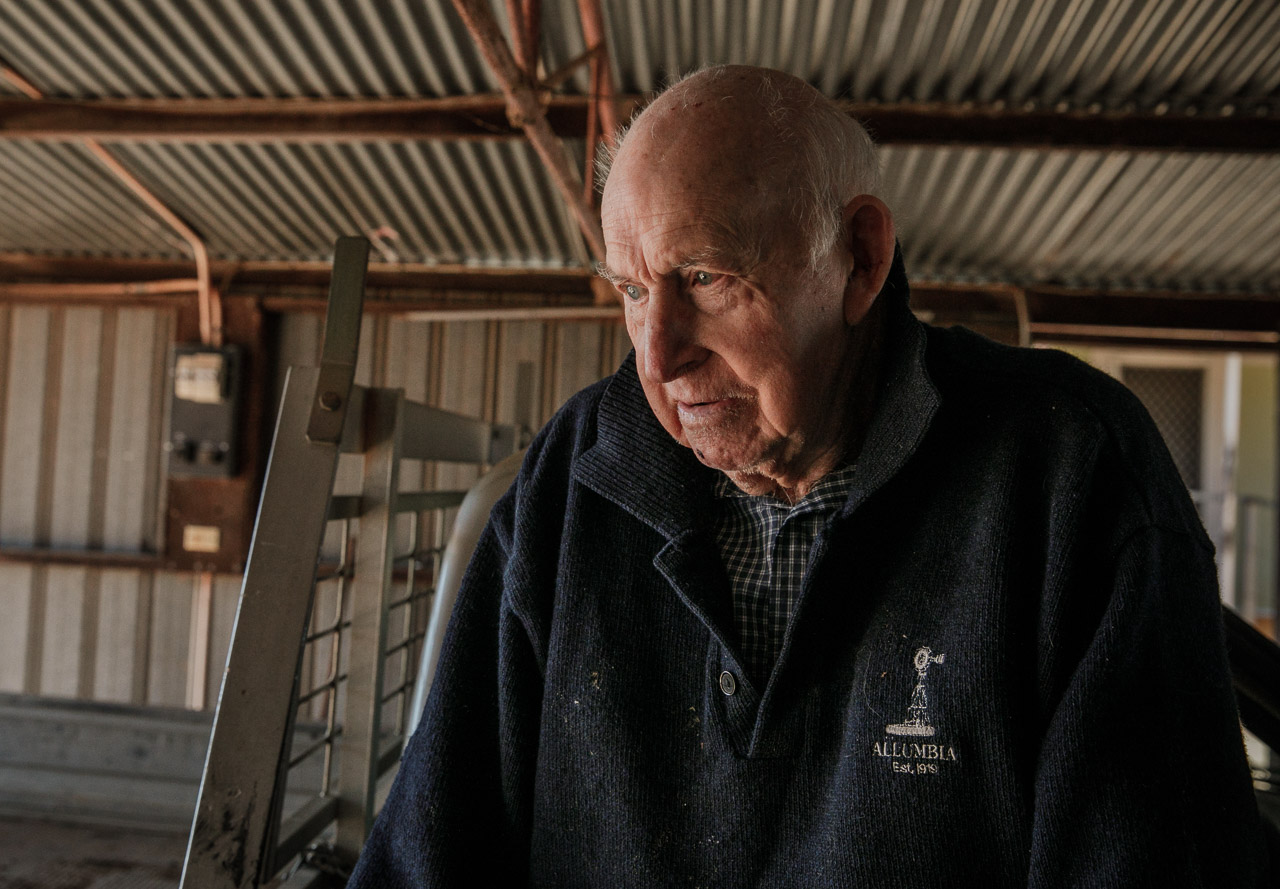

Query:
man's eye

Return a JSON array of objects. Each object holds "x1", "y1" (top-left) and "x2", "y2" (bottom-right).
[
  {"x1": 624, "y1": 284, "x2": 643, "y2": 301},
  {"x1": 693, "y1": 271, "x2": 716, "y2": 286}
]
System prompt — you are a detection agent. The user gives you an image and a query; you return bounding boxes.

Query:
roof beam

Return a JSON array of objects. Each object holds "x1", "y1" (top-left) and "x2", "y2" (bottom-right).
[
  {"x1": 0, "y1": 96, "x2": 1275, "y2": 152},
  {"x1": 0, "y1": 95, "x2": 587, "y2": 141},
  {"x1": 913, "y1": 283, "x2": 1280, "y2": 350},
  {"x1": 3, "y1": 253, "x2": 1277, "y2": 346},
  {"x1": 0, "y1": 251, "x2": 593, "y2": 295},
  {"x1": 858, "y1": 104, "x2": 1279, "y2": 153}
]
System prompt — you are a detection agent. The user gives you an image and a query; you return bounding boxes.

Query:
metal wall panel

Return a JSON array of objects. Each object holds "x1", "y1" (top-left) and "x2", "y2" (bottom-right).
[
  {"x1": 39, "y1": 566, "x2": 86, "y2": 699},
  {"x1": 92, "y1": 568, "x2": 145, "y2": 704},
  {"x1": 49, "y1": 310, "x2": 101, "y2": 548},
  {"x1": 0, "y1": 305, "x2": 170, "y2": 551},
  {"x1": 146, "y1": 571, "x2": 192, "y2": 709},
  {"x1": 0, "y1": 298, "x2": 626, "y2": 712},
  {"x1": 205, "y1": 574, "x2": 242, "y2": 709},
  {"x1": 104, "y1": 310, "x2": 169, "y2": 551},
  {"x1": 0, "y1": 306, "x2": 50, "y2": 546},
  {"x1": 0, "y1": 564, "x2": 34, "y2": 693}
]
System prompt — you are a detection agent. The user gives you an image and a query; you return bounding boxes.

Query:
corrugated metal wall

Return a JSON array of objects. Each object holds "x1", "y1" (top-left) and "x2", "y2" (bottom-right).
[{"x1": 0, "y1": 300, "x2": 630, "y2": 709}]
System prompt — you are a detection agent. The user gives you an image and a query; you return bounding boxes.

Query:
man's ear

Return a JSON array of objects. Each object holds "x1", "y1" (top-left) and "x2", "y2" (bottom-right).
[{"x1": 840, "y1": 195, "x2": 895, "y2": 326}]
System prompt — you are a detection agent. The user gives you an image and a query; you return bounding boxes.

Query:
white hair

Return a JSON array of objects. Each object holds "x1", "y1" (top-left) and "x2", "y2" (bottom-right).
[{"x1": 596, "y1": 65, "x2": 882, "y2": 269}]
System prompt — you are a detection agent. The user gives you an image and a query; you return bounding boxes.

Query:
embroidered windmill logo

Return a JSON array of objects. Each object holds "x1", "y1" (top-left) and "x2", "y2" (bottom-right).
[{"x1": 886, "y1": 647, "x2": 945, "y2": 737}]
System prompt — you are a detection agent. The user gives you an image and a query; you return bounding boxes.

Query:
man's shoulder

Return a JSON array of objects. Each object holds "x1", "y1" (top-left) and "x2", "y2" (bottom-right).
[
  {"x1": 926, "y1": 323, "x2": 1151, "y2": 434},
  {"x1": 923, "y1": 323, "x2": 1205, "y2": 541}
]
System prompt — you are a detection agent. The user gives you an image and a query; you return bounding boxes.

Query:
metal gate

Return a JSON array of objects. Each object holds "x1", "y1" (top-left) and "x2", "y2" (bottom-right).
[{"x1": 180, "y1": 238, "x2": 524, "y2": 888}]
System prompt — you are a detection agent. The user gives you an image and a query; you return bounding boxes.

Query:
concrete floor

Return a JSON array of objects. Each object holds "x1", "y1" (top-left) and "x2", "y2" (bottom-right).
[{"x1": 0, "y1": 818, "x2": 184, "y2": 889}]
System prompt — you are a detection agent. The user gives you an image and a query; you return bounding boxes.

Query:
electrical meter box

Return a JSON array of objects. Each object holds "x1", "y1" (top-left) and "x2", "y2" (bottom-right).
[{"x1": 168, "y1": 344, "x2": 242, "y2": 478}]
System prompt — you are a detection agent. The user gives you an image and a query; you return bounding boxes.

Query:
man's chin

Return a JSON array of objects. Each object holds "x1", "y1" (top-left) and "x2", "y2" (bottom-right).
[
  {"x1": 685, "y1": 442, "x2": 774, "y2": 492},
  {"x1": 721, "y1": 469, "x2": 782, "y2": 497}
]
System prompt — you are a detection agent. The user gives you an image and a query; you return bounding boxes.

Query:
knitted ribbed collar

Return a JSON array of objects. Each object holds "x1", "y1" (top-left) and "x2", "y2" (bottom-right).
[{"x1": 572, "y1": 248, "x2": 939, "y2": 539}]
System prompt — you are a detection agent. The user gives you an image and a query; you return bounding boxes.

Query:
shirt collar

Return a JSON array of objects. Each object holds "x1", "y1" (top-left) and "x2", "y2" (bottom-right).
[{"x1": 712, "y1": 462, "x2": 861, "y2": 516}]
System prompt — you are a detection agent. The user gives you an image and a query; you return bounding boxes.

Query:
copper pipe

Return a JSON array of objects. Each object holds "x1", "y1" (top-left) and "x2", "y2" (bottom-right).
[
  {"x1": 80, "y1": 141, "x2": 219, "y2": 345},
  {"x1": 451, "y1": 0, "x2": 606, "y2": 260},
  {"x1": 522, "y1": 0, "x2": 543, "y2": 84},
  {"x1": 0, "y1": 58, "x2": 221, "y2": 346},
  {"x1": 0, "y1": 278, "x2": 200, "y2": 299},
  {"x1": 0, "y1": 65, "x2": 42, "y2": 99},
  {"x1": 188, "y1": 572, "x2": 216, "y2": 711},
  {"x1": 582, "y1": 58, "x2": 601, "y2": 205},
  {"x1": 503, "y1": 0, "x2": 526, "y2": 74},
  {"x1": 1013, "y1": 288, "x2": 1031, "y2": 347},
  {"x1": 541, "y1": 45, "x2": 599, "y2": 91},
  {"x1": 576, "y1": 0, "x2": 620, "y2": 145}
]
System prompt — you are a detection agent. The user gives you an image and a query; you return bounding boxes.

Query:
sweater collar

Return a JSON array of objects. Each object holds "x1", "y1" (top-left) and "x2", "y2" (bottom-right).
[
  {"x1": 572, "y1": 350, "x2": 716, "y2": 540},
  {"x1": 572, "y1": 248, "x2": 938, "y2": 538}
]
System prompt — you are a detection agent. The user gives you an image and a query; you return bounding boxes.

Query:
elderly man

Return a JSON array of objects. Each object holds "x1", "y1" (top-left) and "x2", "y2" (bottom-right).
[{"x1": 348, "y1": 66, "x2": 1265, "y2": 887}]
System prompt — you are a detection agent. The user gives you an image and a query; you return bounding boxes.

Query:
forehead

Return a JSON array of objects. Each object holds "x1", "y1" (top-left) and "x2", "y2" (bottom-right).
[
  {"x1": 601, "y1": 119, "x2": 784, "y2": 275},
  {"x1": 601, "y1": 183, "x2": 766, "y2": 282}
]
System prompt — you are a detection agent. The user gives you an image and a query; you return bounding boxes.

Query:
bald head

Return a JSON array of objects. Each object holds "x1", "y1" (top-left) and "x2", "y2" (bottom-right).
[{"x1": 601, "y1": 66, "x2": 882, "y2": 265}]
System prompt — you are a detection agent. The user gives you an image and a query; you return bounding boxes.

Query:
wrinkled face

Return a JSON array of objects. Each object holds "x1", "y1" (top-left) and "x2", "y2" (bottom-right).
[{"x1": 600, "y1": 119, "x2": 856, "y2": 495}]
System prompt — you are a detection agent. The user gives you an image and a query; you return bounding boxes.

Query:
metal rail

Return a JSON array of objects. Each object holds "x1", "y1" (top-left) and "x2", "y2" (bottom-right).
[{"x1": 180, "y1": 237, "x2": 524, "y2": 888}]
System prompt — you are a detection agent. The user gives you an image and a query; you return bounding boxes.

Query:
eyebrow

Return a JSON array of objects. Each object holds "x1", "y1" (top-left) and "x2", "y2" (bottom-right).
[
  {"x1": 595, "y1": 245, "x2": 757, "y2": 287},
  {"x1": 681, "y1": 243, "x2": 758, "y2": 275},
  {"x1": 593, "y1": 262, "x2": 626, "y2": 285}
]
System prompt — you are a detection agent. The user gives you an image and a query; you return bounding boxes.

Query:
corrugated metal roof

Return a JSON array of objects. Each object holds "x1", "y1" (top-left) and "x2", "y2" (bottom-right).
[
  {"x1": 883, "y1": 148, "x2": 1280, "y2": 292},
  {"x1": 0, "y1": 0, "x2": 497, "y2": 97},
  {"x1": 106, "y1": 139, "x2": 590, "y2": 266},
  {"x1": 2, "y1": 0, "x2": 1275, "y2": 108},
  {"x1": 584, "y1": 0, "x2": 1280, "y2": 113},
  {"x1": 0, "y1": 0, "x2": 1277, "y2": 291},
  {"x1": 0, "y1": 141, "x2": 190, "y2": 257},
  {"x1": 0, "y1": 138, "x2": 589, "y2": 266}
]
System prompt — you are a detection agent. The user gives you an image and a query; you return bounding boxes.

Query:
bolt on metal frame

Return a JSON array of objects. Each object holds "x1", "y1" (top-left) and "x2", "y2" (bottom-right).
[{"x1": 180, "y1": 237, "x2": 525, "y2": 888}]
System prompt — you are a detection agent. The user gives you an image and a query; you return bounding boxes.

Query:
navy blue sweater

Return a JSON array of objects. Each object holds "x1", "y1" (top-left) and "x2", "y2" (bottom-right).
[{"x1": 348, "y1": 277, "x2": 1266, "y2": 887}]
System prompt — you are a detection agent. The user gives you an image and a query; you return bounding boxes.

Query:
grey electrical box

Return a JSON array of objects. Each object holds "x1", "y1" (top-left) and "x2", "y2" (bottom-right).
[{"x1": 168, "y1": 344, "x2": 242, "y2": 478}]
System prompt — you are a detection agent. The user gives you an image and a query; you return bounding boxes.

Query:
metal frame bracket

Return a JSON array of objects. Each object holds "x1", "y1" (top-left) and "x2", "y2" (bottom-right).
[{"x1": 307, "y1": 236, "x2": 369, "y2": 445}]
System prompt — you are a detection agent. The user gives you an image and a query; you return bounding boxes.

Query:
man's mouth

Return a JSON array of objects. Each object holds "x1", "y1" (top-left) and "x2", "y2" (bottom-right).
[{"x1": 676, "y1": 398, "x2": 736, "y2": 422}]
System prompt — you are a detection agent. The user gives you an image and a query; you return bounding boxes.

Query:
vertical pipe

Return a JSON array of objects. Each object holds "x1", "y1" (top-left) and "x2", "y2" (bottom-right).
[
  {"x1": 1222, "y1": 353, "x2": 1242, "y2": 608},
  {"x1": 503, "y1": 0, "x2": 526, "y2": 73},
  {"x1": 582, "y1": 57, "x2": 601, "y2": 204},
  {"x1": 188, "y1": 572, "x2": 214, "y2": 710},
  {"x1": 577, "y1": 0, "x2": 621, "y2": 143},
  {"x1": 1275, "y1": 349, "x2": 1280, "y2": 636},
  {"x1": 523, "y1": 0, "x2": 543, "y2": 83}
]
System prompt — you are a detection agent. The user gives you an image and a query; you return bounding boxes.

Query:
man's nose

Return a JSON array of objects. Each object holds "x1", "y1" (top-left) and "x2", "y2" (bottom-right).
[{"x1": 641, "y1": 288, "x2": 704, "y2": 383}]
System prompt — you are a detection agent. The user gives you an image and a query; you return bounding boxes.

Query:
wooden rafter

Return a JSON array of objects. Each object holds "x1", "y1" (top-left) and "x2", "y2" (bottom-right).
[
  {"x1": 1, "y1": 96, "x2": 1276, "y2": 153},
  {"x1": 450, "y1": 0, "x2": 605, "y2": 261}
]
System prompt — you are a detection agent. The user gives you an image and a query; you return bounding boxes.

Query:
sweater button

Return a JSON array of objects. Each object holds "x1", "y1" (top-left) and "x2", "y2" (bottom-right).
[{"x1": 718, "y1": 670, "x2": 737, "y2": 696}]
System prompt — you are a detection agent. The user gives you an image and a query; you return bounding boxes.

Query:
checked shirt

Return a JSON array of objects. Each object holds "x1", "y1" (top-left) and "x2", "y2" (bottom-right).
[{"x1": 712, "y1": 463, "x2": 859, "y2": 687}]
